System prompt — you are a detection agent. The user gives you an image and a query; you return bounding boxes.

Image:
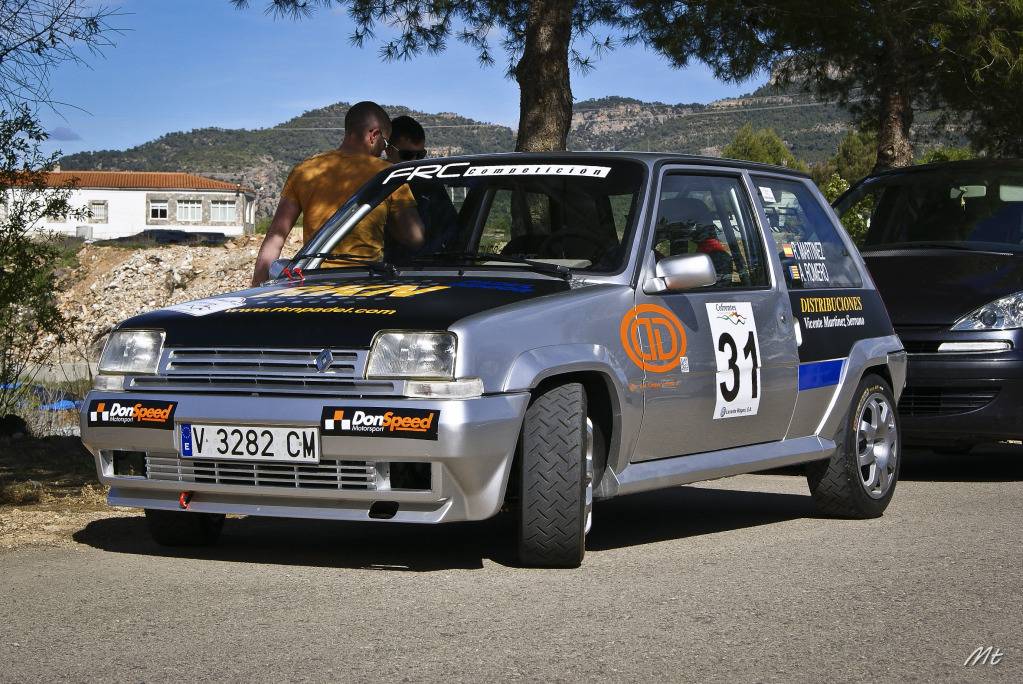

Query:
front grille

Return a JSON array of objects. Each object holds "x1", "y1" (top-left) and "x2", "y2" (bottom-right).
[
  {"x1": 145, "y1": 455, "x2": 380, "y2": 490},
  {"x1": 128, "y1": 347, "x2": 399, "y2": 396},
  {"x1": 898, "y1": 387, "x2": 998, "y2": 416}
]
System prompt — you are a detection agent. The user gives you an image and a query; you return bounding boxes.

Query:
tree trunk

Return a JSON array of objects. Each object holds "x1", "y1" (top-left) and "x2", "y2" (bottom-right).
[
  {"x1": 873, "y1": 50, "x2": 914, "y2": 172},
  {"x1": 514, "y1": 0, "x2": 574, "y2": 152}
]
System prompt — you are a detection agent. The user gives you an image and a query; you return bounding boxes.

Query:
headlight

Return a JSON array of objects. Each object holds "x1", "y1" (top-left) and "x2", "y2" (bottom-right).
[
  {"x1": 366, "y1": 331, "x2": 456, "y2": 379},
  {"x1": 951, "y1": 292, "x2": 1023, "y2": 331},
  {"x1": 98, "y1": 329, "x2": 165, "y2": 374}
]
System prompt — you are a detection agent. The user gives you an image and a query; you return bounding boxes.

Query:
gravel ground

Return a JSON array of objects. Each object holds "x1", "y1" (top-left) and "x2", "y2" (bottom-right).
[{"x1": 0, "y1": 446, "x2": 1019, "y2": 683}]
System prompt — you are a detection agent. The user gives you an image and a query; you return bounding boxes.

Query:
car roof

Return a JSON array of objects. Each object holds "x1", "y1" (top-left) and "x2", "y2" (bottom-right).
[
  {"x1": 389, "y1": 150, "x2": 813, "y2": 179},
  {"x1": 859, "y1": 158, "x2": 1023, "y2": 181}
]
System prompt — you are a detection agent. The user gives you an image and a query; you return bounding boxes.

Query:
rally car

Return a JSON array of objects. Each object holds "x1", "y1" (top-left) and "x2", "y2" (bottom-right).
[{"x1": 81, "y1": 153, "x2": 906, "y2": 567}]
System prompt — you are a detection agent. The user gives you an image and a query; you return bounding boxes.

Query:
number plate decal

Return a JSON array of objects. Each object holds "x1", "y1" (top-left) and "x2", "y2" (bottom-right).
[
  {"x1": 706, "y1": 302, "x2": 762, "y2": 420},
  {"x1": 178, "y1": 424, "x2": 319, "y2": 463}
]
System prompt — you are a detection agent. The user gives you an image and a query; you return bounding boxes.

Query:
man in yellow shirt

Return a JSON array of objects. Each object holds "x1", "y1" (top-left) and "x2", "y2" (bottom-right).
[{"x1": 251, "y1": 101, "x2": 424, "y2": 285}]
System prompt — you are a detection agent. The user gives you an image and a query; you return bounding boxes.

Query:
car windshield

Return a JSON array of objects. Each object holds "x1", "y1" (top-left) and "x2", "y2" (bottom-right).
[
  {"x1": 837, "y1": 166, "x2": 1023, "y2": 253},
  {"x1": 296, "y1": 158, "x2": 646, "y2": 274}
]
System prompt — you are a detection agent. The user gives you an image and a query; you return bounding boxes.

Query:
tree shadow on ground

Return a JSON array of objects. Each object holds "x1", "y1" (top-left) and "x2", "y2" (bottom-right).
[{"x1": 73, "y1": 486, "x2": 814, "y2": 571}]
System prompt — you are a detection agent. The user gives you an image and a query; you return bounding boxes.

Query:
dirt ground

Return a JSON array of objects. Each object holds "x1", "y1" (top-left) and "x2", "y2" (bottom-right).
[{"x1": 0, "y1": 436, "x2": 137, "y2": 550}]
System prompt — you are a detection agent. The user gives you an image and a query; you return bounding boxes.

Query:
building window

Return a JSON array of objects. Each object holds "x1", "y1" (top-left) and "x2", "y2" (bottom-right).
[
  {"x1": 211, "y1": 200, "x2": 236, "y2": 222},
  {"x1": 89, "y1": 200, "x2": 108, "y2": 223},
  {"x1": 150, "y1": 200, "x2": 168, "y2": 220},
  {"x1": 176, "y1": 199, "x2": 202, "y2": 222}
]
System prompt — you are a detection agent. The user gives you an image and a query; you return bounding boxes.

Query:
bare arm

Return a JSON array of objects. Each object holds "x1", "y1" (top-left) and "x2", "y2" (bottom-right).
[
  {"x1": 251, "y1": 197, "x2": 301, "y2": 286},
  {"x1": 387, "y1": 206, "x2": 426, "y2": 250}
]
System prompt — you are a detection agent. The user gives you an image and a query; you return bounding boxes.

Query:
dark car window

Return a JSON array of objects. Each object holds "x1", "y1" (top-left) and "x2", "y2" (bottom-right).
[
  {"x1": 837, "y1": 166, "x2": 1023, "y2": 253},
  {"x1": 753, "y1": 176, "x2": 862, "y2": 289}
]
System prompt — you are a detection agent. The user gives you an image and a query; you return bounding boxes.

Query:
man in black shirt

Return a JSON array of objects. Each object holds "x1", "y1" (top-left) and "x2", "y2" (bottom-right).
[{"x1": 384, "y1": 115, "x2": 460, "y2": 261}]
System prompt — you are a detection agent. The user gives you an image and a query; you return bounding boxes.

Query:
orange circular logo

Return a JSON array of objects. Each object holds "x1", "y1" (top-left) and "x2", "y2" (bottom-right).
[{"x1": 620, "y1": 304, "x2": 687, "y2": 373}]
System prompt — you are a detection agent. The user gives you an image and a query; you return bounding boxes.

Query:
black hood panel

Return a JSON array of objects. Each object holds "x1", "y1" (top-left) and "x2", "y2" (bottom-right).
[
  {"x1": 119, "y1": 275, "x2": 570, "y2": 348},
  {"x1": 863, "y1": 251, "x2": 1023, "y2": 326}
]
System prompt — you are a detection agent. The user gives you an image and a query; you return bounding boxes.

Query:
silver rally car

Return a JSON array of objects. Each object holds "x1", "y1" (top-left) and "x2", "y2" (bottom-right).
[{"x1": 81, "y1": 153, "x2": 907, "y2": 567}]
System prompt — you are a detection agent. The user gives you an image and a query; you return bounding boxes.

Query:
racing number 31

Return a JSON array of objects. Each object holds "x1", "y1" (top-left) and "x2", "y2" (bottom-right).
[{"x1": 706, "y1": 302, "x2": 762, "y2": 419}]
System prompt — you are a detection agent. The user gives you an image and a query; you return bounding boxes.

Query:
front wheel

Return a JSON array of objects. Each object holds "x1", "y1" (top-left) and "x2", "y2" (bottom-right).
[
  {"x1": 806, "y1": 374, "x2": 900, "y2": 518},
  {"x1": 516, "y1": 383, "x2": 588, "y2": 568}
]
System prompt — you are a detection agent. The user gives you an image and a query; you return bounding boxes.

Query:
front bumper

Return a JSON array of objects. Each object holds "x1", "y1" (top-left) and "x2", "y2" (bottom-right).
[
  {"x1": 80, "y1": 391, "x2": 530, "y2": 523},
  {"x1": 896, "y1": 328, "x2": 1023, "y2": 444}
]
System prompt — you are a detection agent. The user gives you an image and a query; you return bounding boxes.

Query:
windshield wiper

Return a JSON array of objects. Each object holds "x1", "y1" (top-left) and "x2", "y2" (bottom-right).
[
  {"x1": 298, "y1": 252, "x2": 399, "y2": 277},
  {"x1": 403, "y1": 251, "x2": 572, "y2": 280}
]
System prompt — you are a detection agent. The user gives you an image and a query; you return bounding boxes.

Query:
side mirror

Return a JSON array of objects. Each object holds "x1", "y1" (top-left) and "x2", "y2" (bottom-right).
[
  {"x1": 643, "y1": 253, "x2": 717, "y2": 294},
  {"x1": 267, "y1": 258, "x2": 291, "y2": 281}
]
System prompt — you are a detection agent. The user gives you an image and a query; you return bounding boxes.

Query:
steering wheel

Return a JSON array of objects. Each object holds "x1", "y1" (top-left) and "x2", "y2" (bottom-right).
[{"x1": 537, "y1": 231, "x2": 601, "y2": 260}]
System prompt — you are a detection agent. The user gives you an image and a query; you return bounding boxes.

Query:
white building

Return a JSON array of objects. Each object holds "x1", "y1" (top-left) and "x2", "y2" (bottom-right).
[{"x1": 23, "y1": 170, "x2": 257, "y2": 239}]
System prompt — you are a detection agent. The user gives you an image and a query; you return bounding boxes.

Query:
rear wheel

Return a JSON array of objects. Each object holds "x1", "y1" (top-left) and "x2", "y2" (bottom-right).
[
  {"x1": 144, "y1": 509, "x2": 225, "y2": 547},
  {"x1": 516, "y1": 383, "x2": 588, "y2": 568},
  {"x1": 806, "y1": 374, "x2": 900, "y2": 518}
]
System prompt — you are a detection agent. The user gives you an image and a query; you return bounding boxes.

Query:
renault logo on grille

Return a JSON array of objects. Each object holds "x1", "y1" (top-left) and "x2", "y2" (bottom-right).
[{"x1": 315, "y1": 349, "x2": 334, "y2": 373}]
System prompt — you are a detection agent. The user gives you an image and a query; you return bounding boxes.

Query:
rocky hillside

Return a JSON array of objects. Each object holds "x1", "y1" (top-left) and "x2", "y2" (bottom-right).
[
  {"x1": 58, "y1": 231, "x2": 304, "y2": 356},
  {"x1": 60, "y1": 84, "x2": 957, "y2": 219}
]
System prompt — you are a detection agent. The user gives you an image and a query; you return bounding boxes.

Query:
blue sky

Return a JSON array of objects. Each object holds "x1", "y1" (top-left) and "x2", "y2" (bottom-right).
[{"x1": 41, "y1": 0, "x2": 767, "y2": 156}]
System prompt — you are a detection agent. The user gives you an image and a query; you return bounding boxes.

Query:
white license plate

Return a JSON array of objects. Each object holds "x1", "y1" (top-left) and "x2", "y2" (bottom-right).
[{"x1": 179, "y1": 424, "x2": 319, "y2": 464}]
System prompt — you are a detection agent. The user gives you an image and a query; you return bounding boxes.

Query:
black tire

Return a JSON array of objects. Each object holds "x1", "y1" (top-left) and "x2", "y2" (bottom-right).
[
  {"x1": 144, "y1": 508, "x2": 225, "y2": 547},
  {"x1": 516, "y1": 382, "x2": 587, "y2": 568},
  {"x1": 806, "y1": 374, "x2": 900, "y2": 518}
]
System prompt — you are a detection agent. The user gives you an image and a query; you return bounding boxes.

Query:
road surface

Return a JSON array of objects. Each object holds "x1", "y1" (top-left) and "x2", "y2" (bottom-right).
[{"x1": 1, "y1": 447, "x2": 1020, "y2": 682}]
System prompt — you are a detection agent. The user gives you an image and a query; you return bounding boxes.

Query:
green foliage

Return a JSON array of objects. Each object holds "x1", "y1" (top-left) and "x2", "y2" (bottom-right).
[
  {"x1": 831, "y1": 130, "x2": 878, "y2": 185},
  {"x1": 930, "y1": 0, "x2": 1023, "y2": 156},
  {"x1": 818, "y1": 172, "x2": 869, "y2": 246},
  {"x1": 0, "y1": 109, "x2": 81, "y2": 415},
  {"x1": 635, "y1": 1, "x2": 1023, "y2": 167},
  {"x1": 917, "y1": 146, "x2": 975, "y2": 165},
  {"x1": 722, "y1": 124, "x2": 809, "y2": 171},
  {"x1": 819, "y1": 173, "x2": 850, "y2": 204}
]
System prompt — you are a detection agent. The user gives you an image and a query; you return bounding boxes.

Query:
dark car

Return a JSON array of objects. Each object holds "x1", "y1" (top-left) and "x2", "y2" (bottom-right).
[{"x1": 835, "y1": 159, "x2": 1023, "y2": 451}]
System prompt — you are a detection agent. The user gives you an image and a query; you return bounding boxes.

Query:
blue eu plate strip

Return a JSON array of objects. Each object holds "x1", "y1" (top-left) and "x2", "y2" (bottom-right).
[
  {"x1": 180, "y1": 423, "x2": 193, "y2": 457},
  {"x1": 799, "y1": 359, "x2": 844, "y2": 391}
]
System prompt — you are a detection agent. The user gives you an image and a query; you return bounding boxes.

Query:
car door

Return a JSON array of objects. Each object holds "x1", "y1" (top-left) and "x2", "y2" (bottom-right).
[{"x1": 630, "y1": 169, "x2": 799, "y2": 461}]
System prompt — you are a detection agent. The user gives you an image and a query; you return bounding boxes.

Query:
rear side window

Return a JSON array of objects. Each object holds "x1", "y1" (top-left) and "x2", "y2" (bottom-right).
[{"x1": 754, "y1": 176, "x2": 861, "y2": 289}]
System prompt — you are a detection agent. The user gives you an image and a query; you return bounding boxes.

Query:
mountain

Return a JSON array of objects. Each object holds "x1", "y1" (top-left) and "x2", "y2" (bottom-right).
[{"x1": 60, "y1": 84, "x2": 956, "y2": 218}]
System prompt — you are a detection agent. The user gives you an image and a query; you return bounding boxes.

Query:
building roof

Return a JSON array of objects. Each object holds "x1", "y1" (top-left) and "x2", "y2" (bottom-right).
[{"x1": 45, "y1": 171, "x2": 254, "y2": 193}]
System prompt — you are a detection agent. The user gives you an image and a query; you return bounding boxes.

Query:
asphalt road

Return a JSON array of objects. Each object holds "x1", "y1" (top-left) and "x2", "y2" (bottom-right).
[{"x1": 1, "y1": 446, "x2": 1020, "y2": 683}]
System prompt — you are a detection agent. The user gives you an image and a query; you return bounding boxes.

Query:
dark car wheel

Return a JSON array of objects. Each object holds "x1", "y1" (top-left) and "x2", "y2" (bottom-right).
[
  {"x1": 145, "y1": 508, "x2": 226, "y2": 547},
  {"x1": 806, "y1": 374, "x2": 900, "y2": 518},
  {"x1": 516, "y1": 382, "x2": 588, "y2": 568}
]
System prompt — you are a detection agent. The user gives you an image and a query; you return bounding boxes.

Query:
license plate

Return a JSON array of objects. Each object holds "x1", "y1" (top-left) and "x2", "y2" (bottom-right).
[{"x1": 179, "y1": 424, "x2": 319, "y2": 464}]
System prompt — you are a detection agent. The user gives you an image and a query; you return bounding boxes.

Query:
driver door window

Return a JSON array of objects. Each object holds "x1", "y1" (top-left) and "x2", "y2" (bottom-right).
[{"x1": 654, "y1": 175, "x2": 768, "y2": 289}]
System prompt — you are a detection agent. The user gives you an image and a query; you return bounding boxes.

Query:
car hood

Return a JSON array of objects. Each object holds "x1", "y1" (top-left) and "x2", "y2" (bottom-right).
[
  {"x1": 118, "y1": 274, "x2": 572, "y2": 348},
  {"x1": 863, "y1": 249, "x2": 1023, "y2": 326}
]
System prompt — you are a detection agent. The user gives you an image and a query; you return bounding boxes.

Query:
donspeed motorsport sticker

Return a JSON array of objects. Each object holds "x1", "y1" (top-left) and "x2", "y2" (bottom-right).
[
  {"x1": 87, "y1": 400, "x2": 177, "y2": 430},
  {"x1": 706, "y1": 302, "x2": 762, "y2": 420},
  {"x1": 321, "y1": 407, "x2": 440, "y2": 440}
]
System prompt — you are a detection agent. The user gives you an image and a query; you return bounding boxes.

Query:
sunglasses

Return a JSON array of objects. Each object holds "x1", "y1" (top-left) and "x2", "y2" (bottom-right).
[{"x1": 388, "y1": 143, "x2": 428, "y2": 161}]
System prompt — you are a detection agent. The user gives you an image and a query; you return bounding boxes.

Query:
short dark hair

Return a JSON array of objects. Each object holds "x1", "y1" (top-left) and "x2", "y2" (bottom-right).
[
  {"x1": 344, "y1": 101, "x2": 390, "y2": 136},
  {"x1": 390, "y1": 115, "x2": 425, "y2": 144}
]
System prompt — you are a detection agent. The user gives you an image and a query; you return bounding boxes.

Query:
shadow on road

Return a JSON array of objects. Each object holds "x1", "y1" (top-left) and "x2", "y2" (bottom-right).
[
  {"x1": 71, "y1": 444, "x2": 1020, "y2": 570},
  {"x1": 73, "y1": 486, "x2": 814, "y2": 571},
  {"x1": 900, "y1": 444, "x2": 1023, "y2": 482}
]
